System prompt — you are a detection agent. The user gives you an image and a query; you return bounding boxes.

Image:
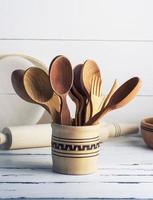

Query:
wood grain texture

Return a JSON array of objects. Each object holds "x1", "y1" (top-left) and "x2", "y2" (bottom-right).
[
  {"x1": 81, "y1": 60, "x2": 101, "y2": 122},
  {"x1": 23, "y1": 67, "x2": 61, "y2": 123},
  {"x1": 38, "y1": 96, "x2": 153, "y2": 124},
  {"x1": 73, "y1": 64, "x2": 87, "y2": 125},
  {"x1": 1, "y1": 134, "x2": 153, "y2": 199},
  {"x1": 86, "y1": 77, "x2": 142, "y2": 125},
  {"x1": 50, "y1": 56, "x2": 73, "y2": 125},
  {"x1": 11, "y1": 69, "x2": 51, "y2": 114},
  {"x1": 90, "y1": 75, "x2": 104, "y2": 116}
]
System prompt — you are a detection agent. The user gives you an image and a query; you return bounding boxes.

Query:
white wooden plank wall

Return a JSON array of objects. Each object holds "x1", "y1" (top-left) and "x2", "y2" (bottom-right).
[{"x1": 0, "y1": 0, "x2": 153, "y2": 123}]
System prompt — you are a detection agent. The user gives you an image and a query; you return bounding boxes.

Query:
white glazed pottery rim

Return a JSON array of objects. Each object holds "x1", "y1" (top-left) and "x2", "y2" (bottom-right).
[
  {"x1": 0, "y1": 53, "x2": 48, "y2": 72},
  {"x1": 51, "y1": 122, "x2": 103, "y2": 130}
]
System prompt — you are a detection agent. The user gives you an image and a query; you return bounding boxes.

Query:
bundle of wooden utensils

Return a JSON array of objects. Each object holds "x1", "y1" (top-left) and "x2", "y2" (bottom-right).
[{"x1": 11, "y1": 55, "x2": 142, "y2": 126}]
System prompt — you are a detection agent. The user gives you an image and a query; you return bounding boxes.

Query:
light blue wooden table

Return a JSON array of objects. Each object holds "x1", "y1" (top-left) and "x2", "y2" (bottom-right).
[{"x1": 0, "y1": 133, "x2": 153, "y2": 199}]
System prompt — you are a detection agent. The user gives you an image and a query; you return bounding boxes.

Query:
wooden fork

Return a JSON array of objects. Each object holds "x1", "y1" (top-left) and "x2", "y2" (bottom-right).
[{"x1": 90, "y1": 75, "x2": 105, "y2": 117}]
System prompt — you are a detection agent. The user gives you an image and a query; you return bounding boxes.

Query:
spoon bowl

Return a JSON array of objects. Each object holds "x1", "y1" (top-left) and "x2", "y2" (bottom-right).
[
  {"x1": 11, "y1": 69, "x2": 51, "y2": 113},
  {"x1": 23, "y1": 67, "x2": 61, "y2": 123},
  {"x1": 86, "y1": 77, "x2": 142, "y2": 125},
  {"x1": 24, "y1": 67, "x2": 53, "y2": 103},
  {"x1": 81, "y1": 60, "x2": 101, "y2": 95},
  {"x1": 11, "y1": 70, "x2": 33, "y2": 103},
  {"x1": 50, "y1": 56, "x2": 73, "y2": 125}
]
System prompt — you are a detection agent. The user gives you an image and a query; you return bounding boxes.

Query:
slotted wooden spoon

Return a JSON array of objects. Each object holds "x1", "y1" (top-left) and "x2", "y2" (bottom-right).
[
  {"x1": 23, "y1": 67, "x2": 61, "y2": 123},
  {"x1": 85, "y1": 77, "x2": 142, "y2": 125}
]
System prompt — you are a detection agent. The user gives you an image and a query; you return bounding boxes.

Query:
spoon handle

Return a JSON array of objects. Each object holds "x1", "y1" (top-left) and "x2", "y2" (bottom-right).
[
  {"x1": 79, "y1": 97, "x2": 87, "y2": 125},
  {"x1": 85, "y1": 100, "x2": 92, "y2": 122},
  {"x1": 85, "y1": 108, "x2": 108, "y2": 125},
  {"x1": 69, "y1": 90, "x2": 80, "y2": 126},
  {"x1": 60, "y1": 95, "x2": 71, "y2": 125}
]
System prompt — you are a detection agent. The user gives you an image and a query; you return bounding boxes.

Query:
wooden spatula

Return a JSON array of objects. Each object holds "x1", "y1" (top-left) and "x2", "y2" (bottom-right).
[{"x1": 102, "y1": 79, "x2": 118, "y2": 109}]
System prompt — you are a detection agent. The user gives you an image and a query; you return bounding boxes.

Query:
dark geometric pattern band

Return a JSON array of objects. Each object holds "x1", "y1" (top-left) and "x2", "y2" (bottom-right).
[{"x1": 52, "y1": 141, "x2": 100, "y2": 151}]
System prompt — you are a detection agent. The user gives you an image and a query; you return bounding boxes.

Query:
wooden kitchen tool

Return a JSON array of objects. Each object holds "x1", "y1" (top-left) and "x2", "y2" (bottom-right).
[
  {"x1": 23, "y1": 67, "x2": 61, "y2": 123},
  {"x1": 49, "y1": 56, "x2": 73, "y2": 125},
  {"x1": 11, "y1": 70, "x2": 50, "y2": 114},
  {"x1": 102, "y1": 79, "x2": 118, "y2": 109},
  {"x1": 90, "y1": 75, "x2": 105, "y2": 117},
  {"x1": 73, "y1": 64, "x2": 87, "y2": 125},
  {"x1": 85, "y1": 77, "x2": 142, "y2": 125},
  {"x1": 81, "y1": 60, "x2": 101, "y2": 122},
  {"x1": 69, "y1": 87, "x2": 80, "y2": 126}
]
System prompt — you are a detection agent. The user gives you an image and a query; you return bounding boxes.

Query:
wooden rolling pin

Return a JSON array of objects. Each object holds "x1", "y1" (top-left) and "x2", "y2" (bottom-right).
[{"x1": 0, "y1": 123, "x2": 139, "y2": 150}]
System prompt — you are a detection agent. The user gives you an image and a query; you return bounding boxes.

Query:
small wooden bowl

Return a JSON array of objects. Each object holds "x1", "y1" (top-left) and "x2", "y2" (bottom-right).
[
  {"x1": 51, "y1": 123, "x2": 101, "y2": 175},
  {"x1": 141, "y1": 117, "x2": 153, "y2": 148}
]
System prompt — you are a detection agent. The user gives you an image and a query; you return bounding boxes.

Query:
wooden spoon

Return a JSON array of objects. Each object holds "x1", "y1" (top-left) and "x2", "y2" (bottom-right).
[
  {"x1": 85, "y1": 77, "x2": 142, "y2": 125},
  {"x1": 69, "y1": 87, "x2": 80, "y2": 126},
  {"x1": 49, "y1": 55, "x2": 62, "y2": 73},
  {"x1": 23, "y1": 67, "x2": 61, "y2": 123},
  {"x1": 73, "y1": 64, "x2": 87, "y2": 125},
  {"x1": 49, "y1": 56, "x2": 73, "y2": 125},
  {"x1": 81, "y1": 60, "x2": 101, "y2": 122},
  {"x1": 11, "y1": 69, "x2": 51, "y2": 113}
]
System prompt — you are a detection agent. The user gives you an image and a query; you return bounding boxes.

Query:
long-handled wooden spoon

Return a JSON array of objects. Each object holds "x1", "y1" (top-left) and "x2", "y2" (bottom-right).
[
  {"x1": 23, "y1": 67, "x2": 61, "y2": 123},
  {"x1": 49, "y1": 56, "x2": 73, "y2": 125},
  {"x1": 69, "y1": 87, "x2": 80, "y2": 126},
  {"x1": 11, "y1": 69, "x2": 51, "y2": 113},
  {"x1": 73, "y1": 64, "x2": 87, "y2": 125},
  {"x1": 81, "y1": 60, "x2": 101, "y2": 122},
  {"x1": 85, "y1": 77, "x2": 142, "y2": 125}
]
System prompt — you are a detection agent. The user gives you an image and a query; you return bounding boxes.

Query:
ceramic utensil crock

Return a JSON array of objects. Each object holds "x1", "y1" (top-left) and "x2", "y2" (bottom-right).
[{"x1": 51, "y1": 123, "x2": 101, "y2": 175}]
